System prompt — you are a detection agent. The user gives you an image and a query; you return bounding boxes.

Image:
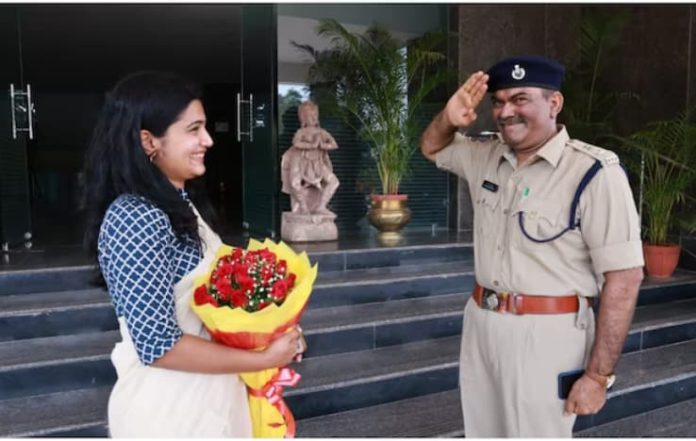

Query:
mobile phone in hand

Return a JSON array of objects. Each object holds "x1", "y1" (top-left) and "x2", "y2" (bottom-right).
[{"x1": 558, "y1": 368, "x2": 585, "y2": 399}]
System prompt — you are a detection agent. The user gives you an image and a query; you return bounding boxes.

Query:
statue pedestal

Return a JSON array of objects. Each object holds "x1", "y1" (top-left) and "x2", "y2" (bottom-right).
[{"x1": 281, "y1": 211, "x2": 338, "y2": 242}]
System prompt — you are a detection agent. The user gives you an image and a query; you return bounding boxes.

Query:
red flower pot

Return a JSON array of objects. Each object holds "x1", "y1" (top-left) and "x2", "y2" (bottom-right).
[{"x1": 643, "y1": 243, "x2": 681, "y2": 278}]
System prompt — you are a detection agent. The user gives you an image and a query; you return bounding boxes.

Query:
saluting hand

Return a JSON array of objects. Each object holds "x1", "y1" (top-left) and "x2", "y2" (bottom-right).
[
  {"x1": 563, "y1": 374, "x2": 607, "y2": 416},
  {"x1": 444, "y1": 71, "x2": 489, "y2": 128}
]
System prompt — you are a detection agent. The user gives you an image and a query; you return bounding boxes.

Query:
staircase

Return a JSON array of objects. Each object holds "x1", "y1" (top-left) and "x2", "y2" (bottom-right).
[{"x1": 1, "y1": 240, "x2": 696, "y2": 437}]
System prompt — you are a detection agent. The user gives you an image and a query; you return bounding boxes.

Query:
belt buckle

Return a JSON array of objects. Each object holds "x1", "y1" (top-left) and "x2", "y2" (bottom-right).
[{"x1": 482, "y1": 288, "x2": 512, "y2": 313}]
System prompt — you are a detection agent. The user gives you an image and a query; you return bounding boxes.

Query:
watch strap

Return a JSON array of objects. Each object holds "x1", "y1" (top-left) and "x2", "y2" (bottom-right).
[{"x1": 585, "y1": 370, "x2": 614, "y2": 389}]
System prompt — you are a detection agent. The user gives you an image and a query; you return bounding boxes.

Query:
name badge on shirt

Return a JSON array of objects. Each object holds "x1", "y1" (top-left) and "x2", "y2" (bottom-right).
[{"x1": 482, "y1": 180, "x2": 499, "y2": 193}]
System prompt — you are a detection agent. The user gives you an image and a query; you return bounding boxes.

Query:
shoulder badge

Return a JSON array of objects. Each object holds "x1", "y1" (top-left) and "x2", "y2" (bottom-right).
[{"x1": 567, "y1": 139, "x2": 620, "y2": 166}]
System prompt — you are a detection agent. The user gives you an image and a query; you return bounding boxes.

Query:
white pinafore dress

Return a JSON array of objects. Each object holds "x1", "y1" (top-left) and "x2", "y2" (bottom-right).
[{"x1": 107, "y1": 212, "x2": 252, "y2": 438}]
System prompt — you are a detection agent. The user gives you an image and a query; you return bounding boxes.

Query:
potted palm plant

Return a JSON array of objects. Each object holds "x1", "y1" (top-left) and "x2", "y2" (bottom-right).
[
  {"x1": 293, "y1": 19, "x2": 450, "y2": 239},
  {"x1": 619, "y1": 109, "x2": 696, "y2": 277},
  {"x1": 561, "y1": 10, "x2": 637, "y2": 146}
]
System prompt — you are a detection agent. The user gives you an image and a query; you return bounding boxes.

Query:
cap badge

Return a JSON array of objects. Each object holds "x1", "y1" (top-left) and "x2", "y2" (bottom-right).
[{"x1": 511, "y1": 64, "x2": 526, "y2": 80}]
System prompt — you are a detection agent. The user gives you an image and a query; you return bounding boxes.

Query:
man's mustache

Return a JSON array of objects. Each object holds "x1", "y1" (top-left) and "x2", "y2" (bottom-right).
[{"x1": 497, "y1": 116, "x2": 526, "y2": 126}]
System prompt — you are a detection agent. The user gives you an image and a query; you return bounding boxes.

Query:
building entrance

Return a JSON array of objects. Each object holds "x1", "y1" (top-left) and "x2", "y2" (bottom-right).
[{"x1": 0, "y1": 5, "x2": 279, "y2": 250}]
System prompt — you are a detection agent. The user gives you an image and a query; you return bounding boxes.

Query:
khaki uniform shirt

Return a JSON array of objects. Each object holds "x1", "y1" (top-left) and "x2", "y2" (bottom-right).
[{"x1": 436, "y1": 126, "x2": 644, "y2": 297}]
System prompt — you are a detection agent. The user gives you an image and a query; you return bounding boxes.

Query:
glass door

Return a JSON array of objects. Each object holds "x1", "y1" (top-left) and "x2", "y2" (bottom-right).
[
  {"x1": 0, "y1": 6, "x2": 32, "y2": 251},
  {"x1": 240, "y1": 5, "x2": 280, "y2": 238},
  {"x1": 7, "y1": 5, "x2": 245, "y2": 247}
]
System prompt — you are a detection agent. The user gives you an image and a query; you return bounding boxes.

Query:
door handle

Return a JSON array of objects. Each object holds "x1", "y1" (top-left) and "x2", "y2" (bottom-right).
[
  {"x1": 26, "y1": 84, "x2": 34, "y2": 140},
  {"x1": 9, "y1": 83, "x2": 35, "y2": 140},
  {"x1": 10, "y1": 84, "x2": 17, "y2": 140},
  {"x1": 236, "y1": 92, "x2": 254, "y2": 142},
  {"x1": 248, "y1": 93, "x2": 254, "y2": 143}
]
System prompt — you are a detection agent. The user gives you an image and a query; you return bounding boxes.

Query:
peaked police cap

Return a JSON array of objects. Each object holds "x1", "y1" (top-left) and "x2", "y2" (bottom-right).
[{"x1": 487, "y1": 55, "x2": 565, "y2": 93}]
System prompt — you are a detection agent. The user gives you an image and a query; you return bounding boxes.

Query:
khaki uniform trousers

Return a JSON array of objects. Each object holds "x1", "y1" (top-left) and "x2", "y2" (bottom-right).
[{"x1": 459, "y1": 296, "x2": 595, "y2": 437}]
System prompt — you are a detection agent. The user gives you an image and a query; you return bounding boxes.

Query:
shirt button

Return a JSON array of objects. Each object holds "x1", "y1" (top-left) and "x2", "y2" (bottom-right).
[
  {"x1": 493, "y1": 280, "x2": 500, "y2": 287},
  {"x1": 497, "y1": 244, "x2": 502, "y2": 251},
  {"x1": 503, "y1": 209, "x2": 509, "y2": 215}
]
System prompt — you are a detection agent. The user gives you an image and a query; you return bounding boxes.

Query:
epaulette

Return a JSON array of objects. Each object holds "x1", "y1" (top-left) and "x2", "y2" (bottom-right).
[{"x1": 567, "y1": 139, "x2": 620, "y2": 166}]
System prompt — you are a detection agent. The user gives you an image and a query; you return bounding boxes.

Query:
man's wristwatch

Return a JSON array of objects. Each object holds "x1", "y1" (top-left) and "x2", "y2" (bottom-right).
[{"x1": 585, "y1": 371, "x2": 616, "y2": 390}]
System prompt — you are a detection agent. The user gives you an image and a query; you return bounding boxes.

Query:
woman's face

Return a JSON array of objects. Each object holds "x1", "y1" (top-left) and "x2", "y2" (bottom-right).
[{"x1": 152, "y1": 99, "x2": 213, "y2": 189}]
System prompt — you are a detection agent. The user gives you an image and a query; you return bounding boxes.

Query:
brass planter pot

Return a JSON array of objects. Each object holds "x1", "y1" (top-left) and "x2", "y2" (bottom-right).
[{"x1": 368, "y1": 195, "x2": 411, "y2": 243}]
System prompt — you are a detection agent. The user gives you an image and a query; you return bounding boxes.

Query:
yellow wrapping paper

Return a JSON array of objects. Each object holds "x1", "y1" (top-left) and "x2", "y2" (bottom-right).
[{"x1": 191, "y1": 239, "x2": 318, "y2": 438}]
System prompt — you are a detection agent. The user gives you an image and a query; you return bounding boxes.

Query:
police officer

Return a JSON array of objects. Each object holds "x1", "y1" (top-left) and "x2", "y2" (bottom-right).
[{"x1": 420, "y1": 56, "x2": 644, "y2": 437}]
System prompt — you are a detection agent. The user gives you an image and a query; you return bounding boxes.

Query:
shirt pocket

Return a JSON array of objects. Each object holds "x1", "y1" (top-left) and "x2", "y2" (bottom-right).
[
  {"x1": 513, "y1": 198, "x2": 566, "y2": 249},
  {"x1": 475, "y1": 190, "x2": 502, "y2": 238}
]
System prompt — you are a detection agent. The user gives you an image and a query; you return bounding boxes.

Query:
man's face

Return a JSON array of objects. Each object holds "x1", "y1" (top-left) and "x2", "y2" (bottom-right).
[{"x1": 490, "y1": 87, "x2": 562, "y2": 152}]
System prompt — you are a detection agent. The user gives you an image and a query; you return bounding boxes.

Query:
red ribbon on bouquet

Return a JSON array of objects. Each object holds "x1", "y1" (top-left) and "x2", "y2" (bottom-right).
[{"x1": 247, "y1": 367, "x2": 302, "y2": 437}]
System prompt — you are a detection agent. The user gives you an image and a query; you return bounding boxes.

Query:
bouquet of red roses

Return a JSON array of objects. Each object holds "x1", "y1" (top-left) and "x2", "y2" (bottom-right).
[
  {"x1": 191, "y1": 239, "x2": 317, "y2": 438},
  {"x1": 195, "y1": 247, "x2": 297, "y2": 313}
]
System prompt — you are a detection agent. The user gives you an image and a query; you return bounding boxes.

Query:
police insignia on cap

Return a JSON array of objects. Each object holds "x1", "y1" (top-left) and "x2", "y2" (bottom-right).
[
  {"x1": 487, "y1": 55, "x2": 565, "y2": 93},
  {"x1": 511, "y1": 64, "x2": 526, "y2": 80}
]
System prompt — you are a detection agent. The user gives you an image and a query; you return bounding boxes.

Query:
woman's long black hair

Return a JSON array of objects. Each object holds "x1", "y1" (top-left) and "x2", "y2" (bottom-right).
[{"x1": 83, "y1": 71, "x2": 217, "y2": 269}]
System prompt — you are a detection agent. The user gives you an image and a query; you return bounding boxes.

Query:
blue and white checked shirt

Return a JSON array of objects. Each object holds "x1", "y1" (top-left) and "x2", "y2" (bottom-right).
[{"x1": 98, "y1": 192, "x2": 202, "y2": 365}]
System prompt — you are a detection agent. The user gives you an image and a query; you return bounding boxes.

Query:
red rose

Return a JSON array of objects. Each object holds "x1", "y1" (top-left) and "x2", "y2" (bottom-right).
[
  {"x1": 259, "y1": 248, "x2": 276, "y2": 264},
  {"x1": 216, "y1": 277, "x2": 233, "y2": 302},
  {"x1": 271, "y1": 279, "x2": 289, "y2": 301},
  {"x1": 236, "y1": 273, "x2": 255, "y2": 293},
  {"x1": 236, "y1": 263, "x2": 250, "y2": 277},
  {"x1": 261, "y1": 268, "x2": 272, "y2": 284},
  {"x1": 193, "y1": 285, "x2": 217, "y2": 306},
  {"x1": 276, "y1": 260, "x2": 287, "y2": 275},
  {"x1": 216, "y1": 262, "x2": 235, "y2": 279},
  {"x1": 287, "y1": 273, "x2": 296, "y2": 287},
  {"x1": 230, "y1": 289, "x2": 248, "y2": 308},
  {"x1": 231, "y1": 248, "x2": 244, "y2": 261}
]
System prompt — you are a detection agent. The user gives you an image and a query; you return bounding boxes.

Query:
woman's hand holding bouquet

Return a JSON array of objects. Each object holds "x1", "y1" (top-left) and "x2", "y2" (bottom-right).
[{"x1": 191, "y1": 239, "x2": 317, "y2": 438}]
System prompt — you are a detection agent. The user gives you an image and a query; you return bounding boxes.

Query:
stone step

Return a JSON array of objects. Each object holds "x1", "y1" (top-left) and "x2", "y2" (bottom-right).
[
  {"x1": 4, "y1": 329, "x2": 696, "y2": 437},
  {"x1": 0, "y1": 331, "x2": 118, "y2": 401},
  {"x1": 576, "y1": 397, "x2": 696, "y2": 437},
  {"x1": 303, "y1": 292, "x2": 467, "y2": 357},
  {"x1": 3, "y1": 290, "x2": 696, "y2": 403},
  {"x1": 1, "y1": 269, "x2": 693, "y2": 345},
  {"x1": 637, "y1": 272, "x2": 696, "y2": 306},
  {"x1": 299, "y1": 339, "x2": 696, "y2": 437},
  {"x1": 308, "y1": 242, "x2": 473, "y2": 272},
  {"x1": 0, "y1": 262, "x2": 474, "y2": 341},
  {"x1": 626, "y1": 297, "x2": 696, "y2": 352},
  {"x1": 0, "y1": 288, "x2": 117, "y2": 341},
  {"x1": 310, "y1": 261, "x2": 474, "y2": 308},
  {"x1": 575, "y1": 338, "x2": 696, "y2": 431},
  {"x1": 280, "y1": 336, "x2": 460, "y2": 420},
  {"x1": 0, "y1": 386, "x2": 111, "y2": 438},
  {"x1": 0, "y1": 294, "x2": 467, "y2": 399},
  {"x1": 293, "y1": 329, "x2": 696, "y2": 436},
  {"x1": 0, "y1": 336, "x2": 461, "y2": 437},
  {"x1": 297, "y1": 389, "x2": 463, "y2": 438},
  {"x1": 0, "y1": 265, "x2": 97, "y2": 297},
  {"x1": 0, "y1": 242, "x2": 474, "y2": 296}
]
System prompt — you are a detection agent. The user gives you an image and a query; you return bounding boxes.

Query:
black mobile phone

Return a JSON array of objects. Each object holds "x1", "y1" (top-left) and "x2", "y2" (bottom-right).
[{"x1": 558, "y1": 368, "x2": 585, "y2": 399}]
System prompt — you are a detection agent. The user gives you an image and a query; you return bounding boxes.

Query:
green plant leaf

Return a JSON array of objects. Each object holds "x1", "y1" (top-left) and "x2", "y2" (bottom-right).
[{"x1": 296, "y1": 20, "x2": 451, "y2": 195}]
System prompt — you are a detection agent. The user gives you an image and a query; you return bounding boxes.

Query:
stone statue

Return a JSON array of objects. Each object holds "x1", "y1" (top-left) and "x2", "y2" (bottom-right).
[{"x1": 281, "y1": 101, "x2": 339, "y2": 242}]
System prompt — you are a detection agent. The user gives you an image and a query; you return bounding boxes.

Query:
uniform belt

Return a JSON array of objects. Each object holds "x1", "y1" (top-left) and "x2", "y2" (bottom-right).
[{"x1": 472, "y1": 282, "x2": 592, "y2": 315}]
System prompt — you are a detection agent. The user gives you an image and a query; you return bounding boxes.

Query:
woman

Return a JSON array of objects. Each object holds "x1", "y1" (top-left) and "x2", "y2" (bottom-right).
[{"x1": 83, "y1": 71, "x2": 301, "y2": 437}]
